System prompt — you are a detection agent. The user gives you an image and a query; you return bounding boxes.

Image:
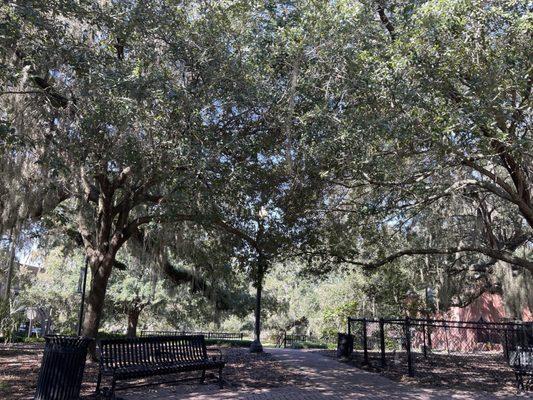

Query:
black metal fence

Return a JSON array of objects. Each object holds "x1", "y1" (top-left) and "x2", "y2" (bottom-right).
[
  {"x1": 347, "y1": 317, "x2": 532, "y2": 392},
  {"x1": 140, "y1": 330, "x2": 245, "y2": 340},
  {"x1": 283, "y1": 333, "x2": 308, "y2": 348}
]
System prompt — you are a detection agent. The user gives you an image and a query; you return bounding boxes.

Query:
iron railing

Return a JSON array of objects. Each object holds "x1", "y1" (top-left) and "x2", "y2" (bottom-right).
[
  {"x1": 283, "y1": 333, "x2": 308, "y2": 348},
  {"x1": 346, "y1": 317, "x2": 532, "y2": 392}
]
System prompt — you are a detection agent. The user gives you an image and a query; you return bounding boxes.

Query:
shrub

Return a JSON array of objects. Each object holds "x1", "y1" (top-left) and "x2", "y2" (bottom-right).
[
  {"x1": 205, "y1": 338, "x2": 252, "y2": 348},
  {"x1": 23, "y1": 336, "x2": 45, "y2": 344}
]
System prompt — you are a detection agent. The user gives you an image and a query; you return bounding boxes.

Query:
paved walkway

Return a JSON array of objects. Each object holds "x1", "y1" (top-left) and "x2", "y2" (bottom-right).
[{"x1": 121, "y1": 348, "x2": 529, "y2": 400}]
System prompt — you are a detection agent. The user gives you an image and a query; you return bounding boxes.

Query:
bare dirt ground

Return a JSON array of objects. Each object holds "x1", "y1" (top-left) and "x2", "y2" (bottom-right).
[
  {"x1": 319, "y1": 349, "x2": 518, "y2": 395},
  {"x1": 0, "y1": 344, "x2": 307, "y2": 399},
  {"x1": 1, "y1": 344, "x2": 523, "y2": 399}
]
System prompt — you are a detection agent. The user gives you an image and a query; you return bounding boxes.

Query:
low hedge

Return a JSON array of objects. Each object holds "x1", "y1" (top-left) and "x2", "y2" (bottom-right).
[
  {"x1": 96, "y1": 332, "x2": 127, "y2": 339},
  {"x1": 205, "y1": 338, "x2": 252, "y2": 347},
  {"x1": 290, "y1": 340, "x2": 332, "y2": 350}
]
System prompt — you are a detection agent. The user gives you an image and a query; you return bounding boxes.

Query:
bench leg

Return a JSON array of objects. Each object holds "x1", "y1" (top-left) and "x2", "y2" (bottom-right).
[
  {"x1": 200, "y1": 369, "x2": 206, "y2": 384},
  {"x1": 110, "y1": 377, "x2": 117, "y2": 400},
  {"x1": 218, "y1": 366, "x2": 223, "y2": 389},
  {"x1": 516, "y1": 372, "x2": 524, "y2": 392},
  {"x1": 95, "y1": 371, "x2": 102, "y2": 395},
  {"x1": 524, "y1": 373, "x2": 532, "y2": 392}
]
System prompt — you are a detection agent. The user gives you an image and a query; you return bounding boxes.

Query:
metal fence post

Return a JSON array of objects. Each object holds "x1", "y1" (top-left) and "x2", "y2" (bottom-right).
[
  {"x1": 427, "y1": 317, "x2": 432, "y2": 350},
  {"x1": 405, "y1": 317, "x2": 414, "y2": 377},
  {"x1": 444, "y1": 322, "x2": 450, "y2": 354},
  {"x1": 504, "y1": 326, "x2": 510, "y2": 362},
  {"x1": 347, "y1": 317, "x2": 352, "y2": 336},
  {"x1": 379, "y1": 318, "x2": 386, "y2": 367},
  {"x1": 422, "y1": 320, "x2": 427, "y2": 359},
  {"x1": 363, "y1": 318, "x2": 369, "y2": 365},
  {"x1": 284, "y1": 331, "x2": 287, "y2": 349}
]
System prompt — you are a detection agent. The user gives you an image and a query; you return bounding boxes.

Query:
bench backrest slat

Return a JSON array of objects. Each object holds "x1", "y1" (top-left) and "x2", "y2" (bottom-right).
[
  {"x1": 115, "y1": 343, "x2": 124, "y2": 367},
  {"x1": 150, "y1": 339, "x2": 158, "y2": 363},
  {"x1": 178, "y1": 337, "x2": 186, "y2": 361},
  {"x1": 171, "y1": 337, "x2": 179, "y2": 362},
  {"x1": 162, "y1": 339, "x2": 170, "y2": 363},
  {"x1": 191, "y1": 336, "x2": 199, "y2": 360},
  {"x1": 189, "y1": 337, "x2": 197, "y2": 360},
  {"x1": 179, "y1": 337, "x2": 188, "y2": 361},
  {"x1": 141, "y1": 340, "x2": 150, "y2": 365},
  {"x1": 195, "y1": 336, "x2": 204, "y2": 359}
]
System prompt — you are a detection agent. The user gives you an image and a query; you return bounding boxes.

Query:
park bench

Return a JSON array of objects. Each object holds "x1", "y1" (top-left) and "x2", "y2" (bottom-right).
[
  {"x1": 509, "y1": 345, "x2": 533, "y2": 391},
  {"x1": 96, "y1": 334, "x2": 225, "y2": 398}
]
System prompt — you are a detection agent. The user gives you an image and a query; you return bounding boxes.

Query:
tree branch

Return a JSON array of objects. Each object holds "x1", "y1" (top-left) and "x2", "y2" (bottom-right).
[
  {"x1": 376, "y1": 4, "x2": 395, "y2": 40},
  {"x1": 349, "y1": 246, "x2": 533, "y2": 273},
  {"x1": 31, "y1": 76, "x2": 69, "y2": 109},
  {"x1": 210, "y1": 218, "x2": 258, "y2": 249}
]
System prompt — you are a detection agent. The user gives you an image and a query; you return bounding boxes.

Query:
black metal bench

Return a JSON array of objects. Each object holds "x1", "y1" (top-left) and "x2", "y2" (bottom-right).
[
  {"x1": 509, "y1": 345, "x2": 533, "y2": 391},
  {"x1": 96, "y1": 335, "x2": 225, "y2": 398}
]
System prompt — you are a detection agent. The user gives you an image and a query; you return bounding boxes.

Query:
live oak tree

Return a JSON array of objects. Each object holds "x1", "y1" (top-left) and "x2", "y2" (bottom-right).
[
  {"x1": 106, "y1": 255, "x2": 167, "y2": 338},
  {"x1": 2, "y1": 0, "x2": 530, "y2": 346},
  {"x1": 308, "y1": 1, "x2": 532, "y2": 285},
  {"x1": 19, "y1": 248, "x2": 83, "y2": 335},
  {"x1": 383, "y1": 0, "x2": 533, "y2": 272},
  {"x1": 0, "y1": 0, "x2": 253, "y2": 344},
  {"x1": 185, "y1": 1, "x2": 356, "y2": 351},
  {"x1": 0, "y1": 0, "x2": 425, "y2": 347},
  {"x1": 111, "y1": 225, "x2": 254, "y2": 337}
]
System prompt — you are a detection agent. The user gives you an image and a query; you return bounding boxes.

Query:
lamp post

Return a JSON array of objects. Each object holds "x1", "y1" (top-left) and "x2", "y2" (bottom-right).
[{"x1": 76, "y1": 257, "x2": 88, "y2": 336}]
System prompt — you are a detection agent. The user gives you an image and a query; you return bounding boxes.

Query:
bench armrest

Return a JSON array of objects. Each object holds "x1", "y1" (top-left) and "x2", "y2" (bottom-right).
[{"x1": 209, "y1": 347, "x2": 225, "y2": 362}]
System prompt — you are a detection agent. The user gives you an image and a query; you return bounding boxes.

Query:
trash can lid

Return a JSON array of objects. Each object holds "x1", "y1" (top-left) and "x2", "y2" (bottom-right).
[{"x1": 45, "y1": 335, "x2": 94, "y2": 347}]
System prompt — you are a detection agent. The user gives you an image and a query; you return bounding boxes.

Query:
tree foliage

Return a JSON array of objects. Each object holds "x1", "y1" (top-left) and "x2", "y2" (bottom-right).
[{"x1": 0, "y1": 0, "x2": 531, "y2": 343}]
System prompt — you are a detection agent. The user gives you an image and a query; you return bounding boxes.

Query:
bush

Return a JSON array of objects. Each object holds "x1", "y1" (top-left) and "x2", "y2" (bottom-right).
[
  {"x1": 6, "y1": 332, "x2": 27, "y2": 343},
  {"x1": 23, "y1": 336, "x2": 45, "y2": 344},
  {"x1": 0, "y1": 300, "x2": 23, "y2": 343},
  {"x1": 302, "y1": 341, "x2": 329, "y2": 349},
  {"x1": 205, "y1": 338, "x2": 252, "y2": 347},
  {"x1": 96, "y1": 331, "x2": 127, "y2": 339},
  {"x1": 291, "y1": 340, "x2": 330, "y2": 349}
]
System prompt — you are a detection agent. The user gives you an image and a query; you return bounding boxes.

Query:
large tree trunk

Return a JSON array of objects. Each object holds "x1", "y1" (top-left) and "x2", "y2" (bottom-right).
[
  {"x1": 126, "y1": 308, "x2": 141, "y2": 338},
  {"x1": 250, "y1": 258, "x2": 265, "y2": 353},
  {"x1": 81, "y1": 255, "x2": 114, "y2": 358},
  {"x1": 250, "y1": 281, "x2": 263, "y2": 353}
]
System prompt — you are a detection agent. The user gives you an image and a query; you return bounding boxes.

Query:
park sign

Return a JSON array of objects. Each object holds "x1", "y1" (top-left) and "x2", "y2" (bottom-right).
[{"x1": 26, "y1": 307, "x2": 38, "y2": 321}]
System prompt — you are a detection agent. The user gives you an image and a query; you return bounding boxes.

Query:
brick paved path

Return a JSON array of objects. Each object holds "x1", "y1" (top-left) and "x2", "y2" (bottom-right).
[{"x1": 120, "y1": 348, "x2": 529, "y2": 400}]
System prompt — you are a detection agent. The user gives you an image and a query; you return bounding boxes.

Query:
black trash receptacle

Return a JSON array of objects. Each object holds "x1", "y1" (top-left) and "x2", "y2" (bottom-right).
[
  {"x1": 34, "y1": 336, "x2": 92, "y2": 400},
  {"x1": 337, "y1": 333, "x2": 354, "y2": 358}
]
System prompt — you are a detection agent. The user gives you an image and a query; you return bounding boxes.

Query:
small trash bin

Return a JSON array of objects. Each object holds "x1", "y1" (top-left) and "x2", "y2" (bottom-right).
[
  {"x1": 35, "y1": 336, "x2": 92, "y2": 400},
  {"x1": 337, "y1": 332, "x2": 354, "y2": 358}
]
